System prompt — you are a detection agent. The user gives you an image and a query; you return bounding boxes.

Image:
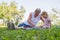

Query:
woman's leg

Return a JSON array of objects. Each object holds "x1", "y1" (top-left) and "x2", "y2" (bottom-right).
[
  {"x1": 24, "y1": 25, "x2": 32, "y2": 28},
  {"x1": 18, "y1": 23, "x2": 25, "y2": 27},
  {"x1": 15, "y1": 23, "x2": 25, "y2": 29},
  {"x1": 16, "y1": 23, "x2": 32, "y2": 29}
]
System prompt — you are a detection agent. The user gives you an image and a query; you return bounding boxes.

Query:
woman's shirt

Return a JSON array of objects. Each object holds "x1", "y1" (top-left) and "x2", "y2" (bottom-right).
[{"x1": 24, "y1": 12, "x2": 40, "y2": 26}]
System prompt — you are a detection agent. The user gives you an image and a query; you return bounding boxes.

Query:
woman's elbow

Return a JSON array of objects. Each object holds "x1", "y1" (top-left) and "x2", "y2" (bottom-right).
[{"x1": 27, "y1": 19, "x2": 30, "y2": 22}]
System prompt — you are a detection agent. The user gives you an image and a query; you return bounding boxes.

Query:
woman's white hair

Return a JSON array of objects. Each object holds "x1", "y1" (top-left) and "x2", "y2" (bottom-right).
[{"x1": 35, "y1": 8, "x2": 41, "y2": 13}]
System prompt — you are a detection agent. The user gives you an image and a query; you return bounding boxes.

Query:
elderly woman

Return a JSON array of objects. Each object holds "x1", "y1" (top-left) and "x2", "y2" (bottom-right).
[{"x1": 16, "y1": 8, "x2": 43, "y2": 29}]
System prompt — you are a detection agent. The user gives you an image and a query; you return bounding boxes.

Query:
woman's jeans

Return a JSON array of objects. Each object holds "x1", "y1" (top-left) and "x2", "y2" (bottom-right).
[{"x1": 18, "y1": 23, "x2": 31, "y2": 27}]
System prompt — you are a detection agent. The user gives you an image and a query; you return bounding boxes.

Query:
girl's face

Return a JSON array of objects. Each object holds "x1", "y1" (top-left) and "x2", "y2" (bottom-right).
[
  {"x1": 41, "y1": 11, "x2": 48, "y2": 18},
  {"x1": 43, "y1": 14, "x2": 48, "y2": 18}
]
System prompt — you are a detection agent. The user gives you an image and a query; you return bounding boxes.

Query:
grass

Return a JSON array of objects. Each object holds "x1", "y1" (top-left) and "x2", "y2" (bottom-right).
[
  {"x1": 0, "y1": 25, "x2": 7, "y2": 28},
  {"x1": 0, "y1": 26, "x2": 60, "y2": 40}
]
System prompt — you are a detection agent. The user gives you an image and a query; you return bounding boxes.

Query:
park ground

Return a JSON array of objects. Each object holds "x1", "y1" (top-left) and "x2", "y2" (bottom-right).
[{"x1": 0, "y1": 25, "x2": 60, "y2": 40}]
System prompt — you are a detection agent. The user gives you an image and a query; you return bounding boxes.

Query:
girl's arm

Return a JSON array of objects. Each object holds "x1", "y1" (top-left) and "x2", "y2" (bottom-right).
[
  {"x1": 40, "y1": 16, "x2": 44, "y2": 22},
  {"x1": 48, "y1": 20, "x2": 51, "y2": 27},
  {"x1": 50, "y1": 21, "x2": 51, "y2": 27}
]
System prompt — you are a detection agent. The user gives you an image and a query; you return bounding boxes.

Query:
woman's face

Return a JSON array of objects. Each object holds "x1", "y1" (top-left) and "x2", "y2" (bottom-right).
[
  {"x1": 35, "y1": 12, "x2": 39, "y2": 16},
  {"x1": 35, "y1": 10, "x2": 40, "y2": 16}
]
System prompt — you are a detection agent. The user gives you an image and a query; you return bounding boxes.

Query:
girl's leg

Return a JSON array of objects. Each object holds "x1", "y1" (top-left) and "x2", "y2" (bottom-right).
[{"x1": 37, "y1": 26, "x2": 43, "y2": 28}]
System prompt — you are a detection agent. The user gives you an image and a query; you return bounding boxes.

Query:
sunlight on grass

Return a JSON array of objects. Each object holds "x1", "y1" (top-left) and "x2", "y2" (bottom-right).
[{"x1": 0, "y1": 25, "x2": 7, "y2": 28}]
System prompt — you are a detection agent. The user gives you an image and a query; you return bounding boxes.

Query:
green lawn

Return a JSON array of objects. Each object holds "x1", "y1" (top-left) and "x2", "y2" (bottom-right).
[{"x1": 0, "y1": 26, "x2": 60, "y2": 40}]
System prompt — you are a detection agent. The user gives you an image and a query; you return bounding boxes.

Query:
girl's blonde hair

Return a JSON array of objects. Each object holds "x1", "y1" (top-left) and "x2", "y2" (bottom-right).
[{"x1": 41, "y1": 11, "x2": 48, "y2": 16}]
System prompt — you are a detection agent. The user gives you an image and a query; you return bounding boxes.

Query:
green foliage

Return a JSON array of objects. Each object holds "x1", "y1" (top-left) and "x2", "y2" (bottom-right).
[
  {"x1": 0, "y1": 1, "x2": 25, "y2": 21},
  {"x1": 0, "y1": 1, "x2": 25, "y2": 25},
  {"x1": 50, "y1": 8, "x2": 60, "y2": 25},
  {"x1": 0, "y1": 26, "x2": 60, "y2": 40}
]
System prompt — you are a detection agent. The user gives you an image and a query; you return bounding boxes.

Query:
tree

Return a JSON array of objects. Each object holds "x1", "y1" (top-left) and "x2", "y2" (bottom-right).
[
  {"x1": 0, "y1": 1, "x2": 26, "y2": 25},
  {"x1": 50, "y1": 8, "x2": 60, "y2": 25}
]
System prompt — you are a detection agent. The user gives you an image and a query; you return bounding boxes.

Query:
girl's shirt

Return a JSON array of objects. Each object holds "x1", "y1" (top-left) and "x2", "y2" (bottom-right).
[{"x1": 43, "y1": 18, "x2": 51, "y2": 28}]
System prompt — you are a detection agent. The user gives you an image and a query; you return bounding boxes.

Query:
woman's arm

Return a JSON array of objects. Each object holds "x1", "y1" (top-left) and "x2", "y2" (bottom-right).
[{"x1": 27, "y1": 13, "x2": 35, "y2": 27}]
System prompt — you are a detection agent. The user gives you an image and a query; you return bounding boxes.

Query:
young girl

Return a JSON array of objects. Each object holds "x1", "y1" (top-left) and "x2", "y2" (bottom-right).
[{"x1": 41, "y1": 11, "x2": 51, "y2": 28}]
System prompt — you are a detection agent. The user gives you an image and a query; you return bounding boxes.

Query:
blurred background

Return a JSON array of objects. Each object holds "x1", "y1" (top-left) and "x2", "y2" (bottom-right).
[{"x1": 0, "y1": 0, "x2": 60, "y2": 27}]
